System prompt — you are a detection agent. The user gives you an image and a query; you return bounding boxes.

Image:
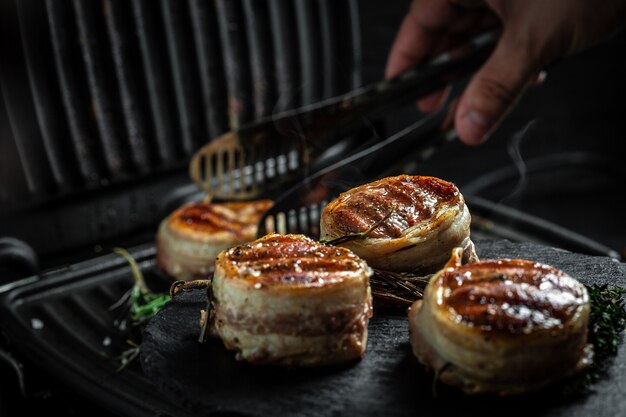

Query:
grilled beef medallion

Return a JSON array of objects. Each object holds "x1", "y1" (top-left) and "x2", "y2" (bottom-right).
[
  {"x1": 409, "y1": 247, "x2": 592, "y2": 395},
  {"x1": 156, "y1": 199, "x2": 272, "y2": 280},
  {"x1": 320, "y1": 175, "x2": 476, "y2": 274},
  {"x1": 211, "y1": 234, "x2": 373, "y2": 366}
]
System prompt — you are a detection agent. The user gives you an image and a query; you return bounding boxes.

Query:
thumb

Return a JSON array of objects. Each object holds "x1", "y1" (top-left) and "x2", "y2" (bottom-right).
[{"x1": 455, "y1": 33, "x2": 539, "y2": 145}]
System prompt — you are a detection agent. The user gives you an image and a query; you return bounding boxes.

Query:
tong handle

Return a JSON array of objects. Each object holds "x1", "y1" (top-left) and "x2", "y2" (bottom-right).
[
  {"x1": 256, "y1": 99, "x2": 457, "y2": 238},
  {"x1": 240, "y1": 32, "x2": 497, "y2": 141}
]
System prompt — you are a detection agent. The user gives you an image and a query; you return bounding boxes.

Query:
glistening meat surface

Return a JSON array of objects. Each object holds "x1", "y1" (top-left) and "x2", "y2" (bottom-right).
[
  {"x1": 211, "y1": 234, "x2": 373, "y2": 366},
  {"x1": 409, "y1": 248, "x2": 591, "y2": 395}
]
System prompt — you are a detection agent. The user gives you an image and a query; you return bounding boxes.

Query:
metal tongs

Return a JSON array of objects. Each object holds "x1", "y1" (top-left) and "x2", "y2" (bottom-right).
[
  {"x1": 190, "y1": 32, "x2": 497, "y2": 200},
  {"x1": 255, "y1": 89, "x2": 460, "y2": 239}
]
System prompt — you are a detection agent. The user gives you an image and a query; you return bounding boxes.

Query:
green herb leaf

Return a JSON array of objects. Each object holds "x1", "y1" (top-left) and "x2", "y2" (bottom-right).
[
  {"x1": 109, "y1": 247, "x2": 171, "y2": 371},
  {"x1": 112, "y1": 247, "x2": 171, "y2": 328},
  {"x1": 560, "y1": 284, "x2": 626, "y2": 398}
]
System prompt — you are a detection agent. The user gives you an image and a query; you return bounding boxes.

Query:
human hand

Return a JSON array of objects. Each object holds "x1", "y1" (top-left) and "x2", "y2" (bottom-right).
[{"x1": 385, "y1": 0, "x2": 626, "y2": 145}]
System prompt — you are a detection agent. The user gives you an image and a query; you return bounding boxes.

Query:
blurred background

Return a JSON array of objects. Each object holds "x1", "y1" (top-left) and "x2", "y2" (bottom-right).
[
  {"x1": 361, "y1": 3, "x2": 626, "y2": 256},
  {"x1": 1, "y1": 0, "x2": 625, "y2": 415}
]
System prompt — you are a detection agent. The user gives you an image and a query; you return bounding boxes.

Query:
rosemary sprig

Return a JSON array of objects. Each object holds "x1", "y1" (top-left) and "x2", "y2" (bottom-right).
[
  {"x1": 108, "y1": 247, "x2": 171, "y2": 371},
  {"x1": 370, "y1": 269, "x2": 431, "y2": 308},
  {"x1": 112, "y1": 247, "x2": 171, "y2": 328},
  {"x1": 560, "y1": 284, "x2": 626, "y2": 397},
  {"x1": 321, "y1": 206, "x2": 432, "y2": 308}
]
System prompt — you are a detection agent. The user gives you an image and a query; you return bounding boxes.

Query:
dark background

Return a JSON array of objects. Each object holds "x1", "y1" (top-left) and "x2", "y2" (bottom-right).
[
  {"x1": 359, "y1": 1, "x2": 626, "y2": 255},
  {"x1": 1, "y1": 0, "x2": 625, "y2": 415}
]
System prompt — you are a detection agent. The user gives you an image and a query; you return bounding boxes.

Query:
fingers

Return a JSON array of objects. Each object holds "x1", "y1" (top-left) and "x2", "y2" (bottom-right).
[
  {"x1": 454, "y1": 32, "x2": 540, "y2": 145},
  {"x1": 385, "y1": 4, "x2": 441, "y2": 78},
  {"x1": 449, "y1": 0, "x2": 485, "y2": 9},
  {"x1": 385, "y1": 0, "x2": 471, "y2": 79},
  {"x1": 386, "y1": 0, "x2": 500, "y2": 120}
]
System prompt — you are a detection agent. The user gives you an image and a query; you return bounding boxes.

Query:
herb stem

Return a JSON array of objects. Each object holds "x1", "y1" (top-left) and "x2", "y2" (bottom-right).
[{"x1": 114, "y1": 247, "x2": 150, "y2": 294}]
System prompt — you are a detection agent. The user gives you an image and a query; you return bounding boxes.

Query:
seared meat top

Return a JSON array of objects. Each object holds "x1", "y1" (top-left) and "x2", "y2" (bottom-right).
[
  {"x1": 323, "y1": 175, "x2": 461, "y2": 239},
  {"x1": 167, "y1": 200, "x2": 272, "y2": 237},
  {"x1": 218, "y1": 234, "x2": 371, "y2": 289},
  {"x1": 436, "y1": 259, "x2": 588, "y2": 333}
]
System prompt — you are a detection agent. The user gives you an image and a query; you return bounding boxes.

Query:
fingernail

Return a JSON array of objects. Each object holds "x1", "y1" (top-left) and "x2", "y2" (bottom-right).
[{"x1": 459, "y1": 110, "x2": 491, "y2": 144}]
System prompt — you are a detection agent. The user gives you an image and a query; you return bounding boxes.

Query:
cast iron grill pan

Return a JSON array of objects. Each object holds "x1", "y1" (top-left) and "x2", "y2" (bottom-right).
[
  {"x1": 0, "y1": 0, "x2": 361, "y2": 214},
  {"x1": 0, "y1": 245, "x2": 195, "y2": 417}
]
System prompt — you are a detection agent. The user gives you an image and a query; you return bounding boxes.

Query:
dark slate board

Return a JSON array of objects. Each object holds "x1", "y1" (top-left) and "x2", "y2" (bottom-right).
[{"x1": 140, "y1": 240, "x2": 626, "y2": 417}]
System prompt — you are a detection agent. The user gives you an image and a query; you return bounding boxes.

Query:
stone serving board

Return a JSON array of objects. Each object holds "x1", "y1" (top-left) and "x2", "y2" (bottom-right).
[{"x1": 141, "y1": 240, "x2": 626, "y2": 417}]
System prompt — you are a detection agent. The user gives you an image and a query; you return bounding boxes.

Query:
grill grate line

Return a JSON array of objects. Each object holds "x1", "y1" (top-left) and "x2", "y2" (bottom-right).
[
  {"x1": 294, "y1": 0, "x2": 321, "y2": 106},
  {"x1": 332, "y1": 0, "x2": 362, "y2": 93},
  {"x1": 214, "y1": 0, "x2": 253, "y2": 129},
  {"x1": 159, "y1": 0, "x2": 206, "y2": 155},
  {"x1": 242, "y1": 0, "x2": 276, "y2": 119},
  {"x1": 267, "y1": 0, "x2": 300, "y2": 112},
  {"x1": 0, "y1": 79, "x2": 40, "y2": 195},
  {"x1": 66, "y1": 292, "x2": 124, "y2": 335},
  {"x1": 130, "y1": 0, "x2": 180, "y2": 164},
  {"x1": 104, "y1": 0, "x2": 154, "y2": 172},
  {"x1": 0, "y1": 0, "x2": 53, "y2": 195},
  {"x1": 45, "y1": 0, "x2": 104, "y2": 183},
  {"x1": 73, "y1": 0, "x2": 131, "y2": 176},
  {"x1": 15, "y1": 0, "x2": 78, "y2": 189},
  {"x1": 317, "y1": 0, "x2": 338, "y2": 98},
  {"x1": 40, "y1": 303, "x2": 116, "y2": 357},
  {"x1": 346, "y1": 0, "x2": 362, "y2": 89},
  {"x1": 188, "y1": 0, "x2": 229, "y2": 139}
]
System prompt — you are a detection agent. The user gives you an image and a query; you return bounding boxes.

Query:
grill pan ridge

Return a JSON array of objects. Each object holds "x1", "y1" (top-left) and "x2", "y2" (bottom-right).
[
  {"x1": 0, "y1": 0, "x2": 362, "y2": 259},
  {"x1": 0, "y1": 0, "x2": 362, "y2": 216},
  {"x1": 0, "y1": 244, "x2": 197, "y2": 417}
]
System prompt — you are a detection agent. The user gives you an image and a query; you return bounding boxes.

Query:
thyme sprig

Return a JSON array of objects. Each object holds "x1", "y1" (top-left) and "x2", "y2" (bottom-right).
[
  {"x1": 587, "y1": 285, "x2": 626, "y2": 357},
  {"x1": 560, "y1": 284, "x2": 626, "y2": 397}
]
